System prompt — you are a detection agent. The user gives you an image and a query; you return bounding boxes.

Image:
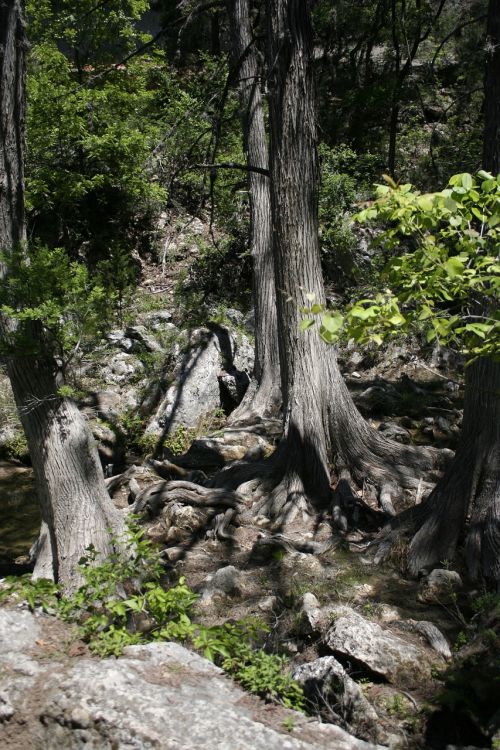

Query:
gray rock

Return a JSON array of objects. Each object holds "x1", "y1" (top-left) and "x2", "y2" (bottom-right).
[
  {"x1": 106, "y1": 328, "x2": 134, "y2": 351},
  {"x1": 125, "y1": 325, "x2": 164, "y2": 353},
  {"x1": 201, "y1": 565, "x2": 242, "y2": 602},
  {"x1": 293, "y1": 656, "x2": 381, "y2": 742},
  {"x1": 243, "y1": 308, "x2": 255, "y2": 333},
  {"x1": 103, "y1": 352, "x2": 144, "y2": 384},
  {"x1": 0, "y1": 610, "x2": 381, "y2": 750},
  {"x1": 140, "y1": 309, "x2": 174, "y2": 330},
  {"x1": 222, "y1": 308, "x2": 244, "y2": 326},
  {"x1": 0, "y1": 691, "x2": 14, "y2": 721},
  {"x1": 419, "y1": 569, "x2": 463, "y2": 602},
  {"x1": 147, "y1": 327, "x2": 254, "y2": 435},
  {"x1": 324, "y1": 607, "x2": 430, "y2": 684},
  {"x1": 219, "y1": 371, "x2": 250, "y2": 403},
  {"x1": 354, "y1": 386, "x2": 399, "y2": 414},
  {"x1": 147, "y1": 328, "x2": 223, "y2": 434}
]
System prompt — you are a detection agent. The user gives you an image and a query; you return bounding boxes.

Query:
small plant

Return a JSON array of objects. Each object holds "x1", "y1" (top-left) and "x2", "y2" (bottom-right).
[
  {"x1": 282, "y1": 717, "x2": 296, "y2": 732},
  {"x1": 1, "y1": 431, "x2": 29, "y2": 461},
  {"x1": 164, "y1": 424, "x2": 194, "y2": 456},
  {"x1": 0, "y1": 522, "x2": 305, "y2": 712},
  {"x1": 471, "y1": 591, "x2": 500, "y2": 615},
  {"x1": 454, "y1": 630, "x2": 469, "y2": 651},
  {"x1": 0, "y1": 575, "x2": 60, "y2": 612},
  {"x1": 385, "y1": 693, "x2": 407, "y2": 717}
]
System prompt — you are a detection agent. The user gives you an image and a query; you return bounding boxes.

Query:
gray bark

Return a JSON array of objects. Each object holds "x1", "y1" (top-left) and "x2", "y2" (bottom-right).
[
  {"x1": 0, "y1": 0, "x2": 123, "y2": 590},
  {"x1": 407, "y1": 358, "x2": 500, "y2": 583},
  {"x1": 260, "y1": 0, "x2": 447, "y2": 522},
  {"x1": 226, "y1": 0, "x2": 281, "y2": 423},
  {"x1": 483, "y1": 0, "x2": 500, "y2": 173}
]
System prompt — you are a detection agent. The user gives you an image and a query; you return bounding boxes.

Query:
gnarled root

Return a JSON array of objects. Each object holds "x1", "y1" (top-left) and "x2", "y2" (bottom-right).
[{"x1": 132, "y1": 480, "x2": 245, "y2": 518}]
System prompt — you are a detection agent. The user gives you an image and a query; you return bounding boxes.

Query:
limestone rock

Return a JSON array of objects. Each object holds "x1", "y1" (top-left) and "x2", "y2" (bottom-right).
[
  {"x1": 102, "y1": 352, "x2": 144, "y2": 384},
  {"x1": 293, "y1": 656, "x2": 381, "y2": 742},
  {"x1": 125, "y1": 325, "x2": 164, "y2": 353},
  {"x1": 0, "y1": 610, "x2": 383, "y2": 749},
  {"x1": 324, "y1": 607, "x2": 430, "y2": 684},
  {"x1": 418, "y1": 568, "x2": 463, "y2": 602},
  {"x1": 200, "y1": 565, "x2": 243, "y2": 602}
]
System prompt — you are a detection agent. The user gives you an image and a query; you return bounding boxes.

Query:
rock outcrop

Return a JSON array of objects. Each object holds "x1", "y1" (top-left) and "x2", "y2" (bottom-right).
[{"x1": 0, "y1": 608, "x2": 384, "y2": 750}]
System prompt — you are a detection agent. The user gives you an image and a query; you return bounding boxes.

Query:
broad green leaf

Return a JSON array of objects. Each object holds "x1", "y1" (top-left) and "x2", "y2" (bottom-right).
[
  {"x1": 350, "y1": 305, "x2": 377, "y2": 320},
  {"x1": 444, "y1": 257, "x2": 465, "y2": 278},
  {"x1": 322, "y1": 312, "x2": 344, "y2": 333},
  {"x1": 461, "y1": 173, "x2": 473, "y2": 190},
  {"x1": 388, "y1": 312, "x2": 406, "y2": 326}
]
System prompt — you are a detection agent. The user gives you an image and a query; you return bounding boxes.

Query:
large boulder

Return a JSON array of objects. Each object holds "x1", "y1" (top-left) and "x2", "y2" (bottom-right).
[
  {"x1": 323, "y1": 607, "x2": 433, "y2": 685},
  {"x1": 0, "y1": 608, "x2": 384, "y2": 750},
  {"x1": 147, "y1": 326, "x2": 254, "y2": 436}
]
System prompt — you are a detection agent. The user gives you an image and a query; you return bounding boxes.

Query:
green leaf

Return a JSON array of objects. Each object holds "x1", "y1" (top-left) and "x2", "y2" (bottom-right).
[
  {"x1": 461, "y1": 173, "x2": 473, "y2": 190},
  {"x1": 299, "y1": 318, "x2": 315, "y2": 331},
  {"x1": 444, "y1": 196, "x2": 457, "y2": 212},
  {"x1": 388, "y1": 312, "x2": 406, "y2": 326},
  {"x1": 350, "y1": 305, "x2": 377, "y2": 320},
  {"x1": 444, "y1": 257, "x2": 465, "y2": 278},
  {"x1": 321, "y1": 312, "x2": 343, "y2": 334}
]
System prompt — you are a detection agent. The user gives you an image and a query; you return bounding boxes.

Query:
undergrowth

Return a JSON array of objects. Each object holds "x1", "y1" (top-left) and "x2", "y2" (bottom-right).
[{"x1": 0, "y1": 520, "x2": 304, "y2": 712}]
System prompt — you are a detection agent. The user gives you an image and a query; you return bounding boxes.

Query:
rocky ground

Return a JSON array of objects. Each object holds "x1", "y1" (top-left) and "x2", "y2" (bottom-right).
[{"x1": 0, "y1": 220, "x2": 498, "y2": 749}]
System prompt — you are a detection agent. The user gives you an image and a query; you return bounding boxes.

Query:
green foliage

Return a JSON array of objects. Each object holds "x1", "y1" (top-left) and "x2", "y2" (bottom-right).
[
  {"x1": 0, "y1": 244, "x2": 111, "y2": 360},
  {"x1": 0, "y1": 522, "x2": 304, "y2": 711},
  {"x1": 318, "y1": 143, "x2": 359, "y2": 285},
  {"x1": 0, "y1": 575, "x2": 60, "y2": 612},
  {"x1": 25, "y1": 2, "x2": 166, "y2": 264},
  {"x1": 1, "y1": 431, "x2": 29, "y2": 461},
  {"x1": 204, "y1": 619, "x2": 305, "y2": 711},
  {"x1": 305, "y1": 172, "x2": 500, "y2": 361},
  {"x1": 163, "y1": 424, "x2": 194, "y2": 456}
]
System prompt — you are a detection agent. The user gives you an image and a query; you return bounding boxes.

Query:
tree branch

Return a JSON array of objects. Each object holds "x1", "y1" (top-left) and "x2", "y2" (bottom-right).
[{"x1": 194, "y1": 161, "x2": 269, "y2": 176}]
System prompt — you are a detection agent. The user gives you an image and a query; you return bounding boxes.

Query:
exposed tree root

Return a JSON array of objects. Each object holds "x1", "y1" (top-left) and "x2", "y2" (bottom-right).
[
  {"x1": 132, "y1": 479, "x2": 245, "y2": 518},
  {"x1": 228, "y1": 380, "x2": 282, "y2": 427}
]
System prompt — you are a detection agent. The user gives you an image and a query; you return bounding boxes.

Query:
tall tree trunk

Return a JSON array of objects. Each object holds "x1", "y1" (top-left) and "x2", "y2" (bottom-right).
[
  {"x1": 407, "y1": 358, "x2": 500, "y2": 581},
  {"x1": 483, "y1": 0, "x2": 500, "y2": 173},
  {"x1": 226, "y1": 0, "x2": 281, "y2": 423},
  {"x1": 256, "y1": 0, "x2": 445, "y2": 524},
  {"x1": 0, "y1": 0, "x2": 123, "y2": 590},
  {"x1": 265, "y1": 0, "x2": 332, "y2": 518},
  {"x1": 407, "y1": 0, "x2": 500, "y2": 584}
]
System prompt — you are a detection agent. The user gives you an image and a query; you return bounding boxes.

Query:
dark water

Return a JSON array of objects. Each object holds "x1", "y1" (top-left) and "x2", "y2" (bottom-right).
[{"x1": 0, "y1": 461, "x2": 40, "y2": 573}]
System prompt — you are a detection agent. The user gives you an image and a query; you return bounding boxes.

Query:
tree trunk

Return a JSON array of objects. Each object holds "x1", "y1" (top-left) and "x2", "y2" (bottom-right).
[
  {"x1": 407, "y1": 358, "x2": 500, "y2": 582},
  {"x1": 407, "y1": 0, "x2": 500, "y2": 584},
  {"x1": 483, "y1": 0, "x2": 500, "y2": 173},
  {"x1": 0, "y1": 0, "x2": 123, "y2": 590},
  {"x1": 265, "y1": 0, "x2": 333, "y2": 518},
  {"x1": 260, "y1": 0, "x2": 444, "y2": 523},
  {"x1": 226, "y1": 0, "x2": 281, "y2": 423}
]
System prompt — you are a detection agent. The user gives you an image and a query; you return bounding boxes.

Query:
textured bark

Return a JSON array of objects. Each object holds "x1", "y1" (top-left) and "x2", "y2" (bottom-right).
[
  {"x1": 0, "y1": 0, "x2": 123, "y2": 590},
  {"x1": 265, "y1": 0, "x2": 333, "y2": 518},
  {"x1": 483, "y1": 0, "x2": 500, "y2": 173},
  {"x1": 407, "y1": 358, "x2": 500, "y2": 582},
  {"x1": 258, "y1": 0, "x2": 447, "y2": 523},
  {"x1": 226, "y1": 0, "x2": 281, "y2": 423}
]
